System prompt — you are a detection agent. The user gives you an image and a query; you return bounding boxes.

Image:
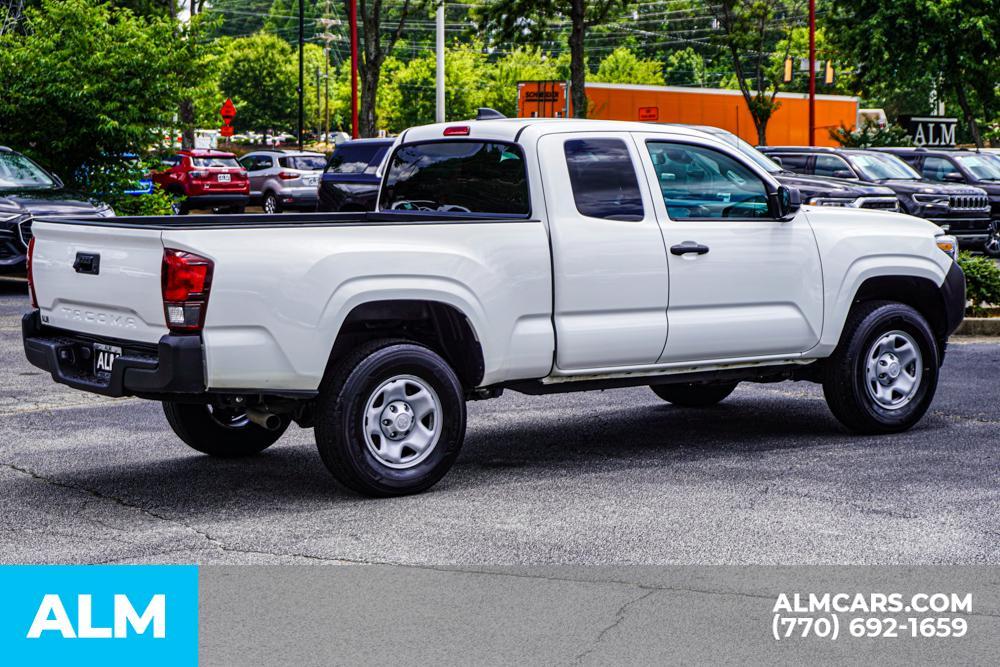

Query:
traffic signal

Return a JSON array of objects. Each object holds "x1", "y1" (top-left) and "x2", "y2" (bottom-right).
[
  {"x1": 824, "y1": 60, "x2": 835, "y2": 85},
  {"x1": 783, "y1": 57, "x2": 793, "y2": 83}
]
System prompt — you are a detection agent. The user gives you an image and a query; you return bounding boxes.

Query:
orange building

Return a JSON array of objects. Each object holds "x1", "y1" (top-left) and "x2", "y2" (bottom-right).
[{"x1": 516, "y1": 80, "x2": 859, "y2": 147}]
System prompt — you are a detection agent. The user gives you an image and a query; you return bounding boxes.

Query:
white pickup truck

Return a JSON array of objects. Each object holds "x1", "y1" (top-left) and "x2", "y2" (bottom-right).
[{"x1": 23, "y1": 119, "x2": 965, "y2": 496}]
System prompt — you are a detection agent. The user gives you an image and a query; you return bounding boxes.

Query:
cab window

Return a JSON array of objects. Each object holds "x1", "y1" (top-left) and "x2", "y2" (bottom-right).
[
  {"x1": 563, "y1": 138, "x2": 644, "y2": 221},
  {"x1": 646, "y1": 142, "x2": 771, "y2": 219},
  {"x1": 814, "y1": 154, "x2": 854, "y2": 178}
]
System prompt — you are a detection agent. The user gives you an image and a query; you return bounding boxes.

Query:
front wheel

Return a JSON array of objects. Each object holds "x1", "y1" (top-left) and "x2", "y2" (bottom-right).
[
  {"x1": 162, "y1": 402, "x2": 289, "y2": 457},
  {"x1": 315, "y1": 339, "x2": 466, "y2": 497},
  {"x1": 984, "y1": 220, "x2": 1000, "y2": 258},
  {"x1": 650, "y1": 381, "x2": 738, "y2": 407},
  {"x1": 822, "y1": 301, "x2": 940, "y2": 434}
]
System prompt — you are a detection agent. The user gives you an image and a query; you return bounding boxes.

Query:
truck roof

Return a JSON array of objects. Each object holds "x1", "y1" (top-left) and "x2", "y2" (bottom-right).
[{"x1": 399, "y1": 118, "x2": 726, "y2": 146}]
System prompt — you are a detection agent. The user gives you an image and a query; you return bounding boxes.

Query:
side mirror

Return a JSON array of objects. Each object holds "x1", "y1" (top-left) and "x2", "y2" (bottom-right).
[
  {"x1": 770, "y1": 155, "x2": 783, "y2": 167},
  {"x1": 833, "y1": 169, "x2": 856, "y2": 179},
  {"x1": 943, "y1": 171, "x2": 965, "y2": 183},
  {"x1": 772, "y1": 185, "x2": 801, "y2": 220}
]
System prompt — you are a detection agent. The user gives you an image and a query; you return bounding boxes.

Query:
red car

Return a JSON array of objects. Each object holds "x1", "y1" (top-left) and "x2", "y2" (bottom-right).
[{"x1": 152, "y1": 149, "x2": 250, "y2": 214}]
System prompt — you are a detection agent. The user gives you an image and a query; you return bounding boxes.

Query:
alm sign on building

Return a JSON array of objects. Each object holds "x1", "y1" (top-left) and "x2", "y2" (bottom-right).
[{"x1": 898, "y1": 115, "x2": 958, "y2": 147}]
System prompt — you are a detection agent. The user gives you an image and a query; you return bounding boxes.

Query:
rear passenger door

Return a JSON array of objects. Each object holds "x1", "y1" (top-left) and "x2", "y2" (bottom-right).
[{"x1": 537, "y1": 133, "x2": 669, "y2": 370}]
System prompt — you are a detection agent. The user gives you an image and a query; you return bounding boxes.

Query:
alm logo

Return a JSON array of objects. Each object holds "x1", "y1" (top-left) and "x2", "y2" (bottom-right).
[{"x1": 27, "y1": 593, "x2": 166, "y2": 639}]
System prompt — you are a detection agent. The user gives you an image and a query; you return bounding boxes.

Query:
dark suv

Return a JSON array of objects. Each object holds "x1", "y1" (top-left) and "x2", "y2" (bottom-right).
[
  {"x1": 688, "y1": 127, "x2": 899, "y2": 211},
  {"x1": 875, "y1": 147, "x2": 1000, "y2": 256},
  {"x1": 759, "y1": 146, "x2": 991, "y2": 248},
  {"x1": 1, "y1": 146, "x2": 114, "y2": 274},
  {"x1": 317, "y1": 138, "x2": 393, "y2": 212}
]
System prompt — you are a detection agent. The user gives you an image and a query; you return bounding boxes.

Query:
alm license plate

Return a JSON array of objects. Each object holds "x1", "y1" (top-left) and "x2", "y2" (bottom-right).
[
  {"x1": 217, "y1": 173, "x2": 231, "y2": 182},
  {"x1": 94, "y1": 343, "x2": 122, "y2": 376},
  {"x1": 304, "y1": 176, "x2": 318, "y2": 186}
]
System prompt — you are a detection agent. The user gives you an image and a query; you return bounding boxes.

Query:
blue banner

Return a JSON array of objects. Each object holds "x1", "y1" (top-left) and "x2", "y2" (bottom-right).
[{"x1": 0, "y1": 565, "x2": 198, "y2": 666}]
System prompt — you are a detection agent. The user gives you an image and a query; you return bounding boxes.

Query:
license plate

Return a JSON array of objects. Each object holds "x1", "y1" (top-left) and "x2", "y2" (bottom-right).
[
  {"x1": 94, "y1": 343, "x2": 122, "y2": 376},
  {"x1": 217, "y1": 173, "x2": 231, "y2": 182},
  {"x1": 304, "y1": 176, "x2": 318, "y2": 186}
]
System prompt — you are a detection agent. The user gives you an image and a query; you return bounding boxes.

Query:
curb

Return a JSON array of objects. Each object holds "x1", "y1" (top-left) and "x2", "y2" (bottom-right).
[{"x1": 954, "y1": 317, "x2": 1000, "y2": 336}]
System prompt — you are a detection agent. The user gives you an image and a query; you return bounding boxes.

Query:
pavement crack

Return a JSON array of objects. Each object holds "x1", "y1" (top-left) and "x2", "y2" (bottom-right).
[
  {"x1": 1, "y1": 460, "x2": 348, "y2": 564},
  {"x1": 573, "y1": 587, "x2": 657, "y2": 664}
]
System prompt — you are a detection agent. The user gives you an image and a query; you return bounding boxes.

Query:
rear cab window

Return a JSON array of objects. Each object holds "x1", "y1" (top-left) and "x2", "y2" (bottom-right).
[
  {"x1": 563, "y1": 138, "x2": 644, "y2": 221},
  {"x1": 379, "y1": 141, "x2": 530, "y2": 216}
]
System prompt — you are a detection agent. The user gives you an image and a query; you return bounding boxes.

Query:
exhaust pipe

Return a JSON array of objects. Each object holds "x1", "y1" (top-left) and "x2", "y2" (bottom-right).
[{"x1": 247, "y1": 408, "x2": 282, "y2": 431}]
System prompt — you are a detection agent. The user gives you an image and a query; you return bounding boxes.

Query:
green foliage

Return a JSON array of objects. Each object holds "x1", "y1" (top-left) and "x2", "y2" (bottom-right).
[
  {"x1": 830, "y1": 119, "x2": 913, "y2": 148},
  {"x1": 592, "y1": 47, "x2": 664, "y2": 86},
  {"x1": 0, "y1": 0, "x2": 202, "y2": 180},
  {"x1": 218, "y1": 32, "x2": 299, "y2": 135},
  {"x1": 664, "y1": 48, "x2": 707, "y2": 87},
  {"x1": 80, "y1": 156, "x2": 175, "y2": 216},
  {"x1": 957, "y1": 252, "x2": 1000, "y2": 317}
]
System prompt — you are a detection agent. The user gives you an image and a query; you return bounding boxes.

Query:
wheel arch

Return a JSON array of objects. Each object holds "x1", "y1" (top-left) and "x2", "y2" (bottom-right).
[{"x1": 322, "y1": 299, "x2": 486, "y2": 390}]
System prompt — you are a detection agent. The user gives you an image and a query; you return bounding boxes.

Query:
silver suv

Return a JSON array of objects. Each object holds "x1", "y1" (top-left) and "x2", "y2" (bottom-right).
[{"x1": 239, "y1": 150, "x2": 327, "y2": 212}]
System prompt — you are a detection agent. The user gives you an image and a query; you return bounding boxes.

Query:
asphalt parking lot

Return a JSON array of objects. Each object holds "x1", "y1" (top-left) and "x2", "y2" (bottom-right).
[{"x1": 2, "y1": 278, "x2": 999, "y2": 567}]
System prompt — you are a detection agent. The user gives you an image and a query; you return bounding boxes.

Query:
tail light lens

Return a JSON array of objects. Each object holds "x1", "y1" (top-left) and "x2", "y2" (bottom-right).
[
  {"x1": 190, "y1": 170, "x2": 210, "y2": 180},
  {"x1": 26, "y1": 236, "x2": 38, "y2": 309},
  {"x1": 277, "y1": 171, "x2": 298, "y2": 180},
  {"x1": 161, "y1": 248, "x2": 214, "y2": 332}
]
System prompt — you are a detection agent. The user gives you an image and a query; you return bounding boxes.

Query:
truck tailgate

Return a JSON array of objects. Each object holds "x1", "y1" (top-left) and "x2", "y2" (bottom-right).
[{"x1": 31, "y1": 220, "x2": 168, "y2": 344}]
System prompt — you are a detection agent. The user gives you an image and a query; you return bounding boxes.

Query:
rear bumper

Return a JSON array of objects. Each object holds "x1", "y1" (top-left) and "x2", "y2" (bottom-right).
[
  {"x1": 184, "y1": 194, "x2": 249, "y2": 208},
  {"x1": 22, "y1": 311, "x2": 206, "y2": 398}
]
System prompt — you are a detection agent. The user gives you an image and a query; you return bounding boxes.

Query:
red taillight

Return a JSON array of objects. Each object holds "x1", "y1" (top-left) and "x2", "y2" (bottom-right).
[
  {"x1": 161, "y1": 248, "x2": 214, "y2": 332},
  {"x1": 277, "y1": 171, "x2": 298, "y2": 180},
  {"x1": 26, "y1": 236, "x2": 37, "y2": 309},
  {"x1": 443, "y1": 126, "x2": 470, "y2": 136},
  {"x1": 190, "y1": 170, "x2": 211, "y2": 180}
]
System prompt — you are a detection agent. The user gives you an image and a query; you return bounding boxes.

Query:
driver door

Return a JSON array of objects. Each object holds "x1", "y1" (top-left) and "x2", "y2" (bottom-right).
[{"x1": 635, "y1": 135, "x2": 824, "y2": 363}]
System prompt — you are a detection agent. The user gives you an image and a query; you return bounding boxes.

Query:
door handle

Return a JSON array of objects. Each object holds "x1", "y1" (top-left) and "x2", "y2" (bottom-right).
[{"x1": 670, "y1": 242, "x2": 710, "y2": 256}]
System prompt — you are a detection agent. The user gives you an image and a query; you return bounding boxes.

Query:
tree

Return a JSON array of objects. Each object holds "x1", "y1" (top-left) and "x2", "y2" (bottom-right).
[
  {"x1": 592, "y1": 47, "x2": 664, "y2": 85},
  {"x1": 218, "y1": 32, "x2": 299, "y2": 137},
  {"x1": 707, "y1": 0, "x2": 804, "y2": 145},
  {"x1": 202, "y1": 0, "x2": 274, "y2": 37},
  {"x1": 0, "y1": 0, "x2": 201, "y2": 178},
  {"x1": 828, "y1": 0, "x2": 999, "y2": 147},
  {"x1": 356, "y1": 0, "x2": 424, "y2": 136},
  {"x1": 475, "y1": 0, "x2": 624, "y2": 119}
]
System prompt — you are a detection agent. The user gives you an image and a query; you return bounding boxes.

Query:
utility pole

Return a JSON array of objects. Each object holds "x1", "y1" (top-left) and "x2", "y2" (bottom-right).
[
  {"x1": 350, "y1": 0, "x2": 359, "y2": 138},
  {"x1": 298, "y1": 0, "x2": 305, "y2": 150},
  {"x1": 435, "y1": 3, "x2": 445, "y2": 123},
  {"x1": 316, "y1": 1, "x2": 340, "y2": 147},
  {"x1": 808, "y1": 0, "x2": 816, "y2": 146}
]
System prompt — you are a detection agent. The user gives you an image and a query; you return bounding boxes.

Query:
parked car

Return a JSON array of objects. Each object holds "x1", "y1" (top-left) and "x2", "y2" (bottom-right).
[
  {"x1": 0, "y1": 146, "x2": 113, "y2": 274},
  {"x1": 759, "y1": 146, "x2": 991, "y2": 248},
  {"x1": 687, "y1": 126, "x2": 899, "y2": 211},
  {"x1": 874, "y1": 147, "x2": 1000, "y2": 256},
  {"x1": 317, "y1": 138, "x2": 393, "y2": 212},
  {"x1": 239, "y1": 150, "x2": 327, "y2": 213},
  {"x1": 23, "y1": 120, "x2": 964, "y2": 496},
  {"x1": 151, "y1": 149, "x2": 249, "y2": 215}
]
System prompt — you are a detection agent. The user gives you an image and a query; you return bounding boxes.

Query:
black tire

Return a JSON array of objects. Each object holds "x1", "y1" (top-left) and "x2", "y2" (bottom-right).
[
  {"x1": 315, "y1": 339, "x2": 466, "y2": 497},
  {"x1": 984, "y1": 220, "x2": 1000, "y2": 258},
  {"x1": 263, "y1": 192, "x2": 282, "y2": 214},
  {"x1": 822, "y1": 301, "x2": 940, "y2": 434},
  {"x1": 171, "y1": 199, "x2": 189, "y2": 216},
  {"x1": 650, "y1": 381, "x2": 738, "y2": 407},
  {"x1": 162, "y1": 402, "x2": 289, "y2": 457}
]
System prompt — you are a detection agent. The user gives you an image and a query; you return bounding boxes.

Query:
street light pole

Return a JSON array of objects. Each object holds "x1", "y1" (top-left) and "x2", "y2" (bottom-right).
[
  {"x1": 350, "y1": 0, "x2": 359, "y2": 138},
  {"x1": 435, "y1": 3, "x2": 445, "y2": 123},
  {"x1": 808, "y1": 0, "x2": 816, "y2": 146},
  {"x1": 298, "y1": 0, "x2": 304, "y2": 150}
]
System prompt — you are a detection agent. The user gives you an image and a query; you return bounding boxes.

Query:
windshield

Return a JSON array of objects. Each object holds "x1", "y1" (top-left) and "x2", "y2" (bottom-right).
[
  {"x1": 191, "y1": 157, "x2": 241, "y2": 169},
  {"x1": 0, "y1": 152, "x2": 57, "y2": 191},
  {"x1": 280, "y1": 156, "x2": 327, "y2": 171},
  {"x1": 379, "y1": 141, "x2": 530, "y2": 216},
  {"x1": 955, "y1": 154, "x2": 1000, "y2": 181},
  {"x1": 848, "y1": 153, "x2": 920, "y2": 180}
]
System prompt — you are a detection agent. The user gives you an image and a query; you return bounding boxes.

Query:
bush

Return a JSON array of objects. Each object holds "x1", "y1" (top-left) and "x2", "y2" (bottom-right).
[
  {"x1": 830, "y1": 119, "x2": 912, "y2": 148},
  {"x1": 957, "y1": 252, "x2": 1000, "y2": 317}
]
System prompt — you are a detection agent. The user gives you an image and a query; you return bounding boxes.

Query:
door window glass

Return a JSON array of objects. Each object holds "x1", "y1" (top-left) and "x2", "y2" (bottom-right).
[
  {"x1": 921, "y1": 156, "x2": 959, "y2": 181},
  {"x1": 772, "y1": 153, "x2": 810, "y2": 173},
  {"x1": 646, "y1": 142, "x2": 771, "y2": 219},
  {"x1": 563, "y1": 138, "x2": 644, "y2": 221},
  {"x1": 814, "y1": 154, "x2": 855, "y2": 178}
]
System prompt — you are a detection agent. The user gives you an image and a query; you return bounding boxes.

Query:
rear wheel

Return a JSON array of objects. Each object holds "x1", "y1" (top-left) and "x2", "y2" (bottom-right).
[
  {"x1": 315, "y1": 339, "x2": 466, "y2": 497},
  {"x1": 162, "y1": 402, "x2": 288, "y2": 457},
  {"x1": 263, "y1": 192, "x2": 282, "y2": 214},
  {"x1": 650, "y1": 381, "x2": 738, "y2": 407},
  {"x1": 822, "y1": 301, "x2": 939, "y2": 434}
]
